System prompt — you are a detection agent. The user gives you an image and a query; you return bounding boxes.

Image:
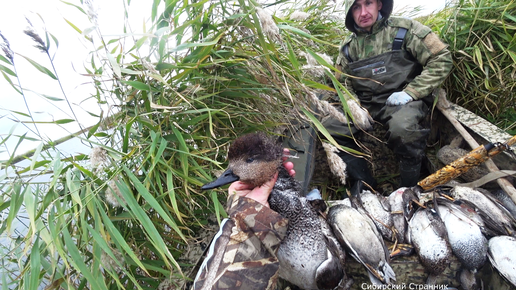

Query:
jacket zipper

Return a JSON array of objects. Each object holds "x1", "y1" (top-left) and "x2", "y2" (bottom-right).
[{"x1": 352, "y1": 61, "x2": 385, "y2": 72}]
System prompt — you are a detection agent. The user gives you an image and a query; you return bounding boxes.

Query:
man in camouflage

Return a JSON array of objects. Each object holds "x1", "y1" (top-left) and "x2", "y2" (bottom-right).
[{"x1": 326, "y1": 0, "x2": 453, "y2": 189}]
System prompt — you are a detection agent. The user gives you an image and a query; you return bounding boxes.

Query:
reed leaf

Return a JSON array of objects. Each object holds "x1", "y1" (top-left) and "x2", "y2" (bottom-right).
[
  {"x1": 96, "y1": 200, "x2": 149, "y2": 276},
  {"x1": 17, "y1": 55, "x2": 57, "y2": 80},
  {"x1": 62, "y1": 226, "x2": 108, "y2": 290},
  {"x1": 115, "y1": 174, "x2": 182, "y2": 272}
]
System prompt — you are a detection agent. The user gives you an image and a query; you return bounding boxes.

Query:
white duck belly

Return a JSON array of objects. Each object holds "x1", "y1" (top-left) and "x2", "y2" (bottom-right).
[
  {"x1": 437, "y1": 204, "x2": 487, "y2": 270},
  {"x1": 328, "y1": 204, "x2": 396, "y2": 285},
  {"x1": 488, "y1": 235, "x2": 516, "y2": 287},
  {"x1": 408, "y1": 208, "x2": 452, "y2": 275},
  {"x1": 277, "y1": 229, "x2": 328, "y2": 289},
  {"x1": 271, "y1": 188, "x2": 344, "y2": 290}
]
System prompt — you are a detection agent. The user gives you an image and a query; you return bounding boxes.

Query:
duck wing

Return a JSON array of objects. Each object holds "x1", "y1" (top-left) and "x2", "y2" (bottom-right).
[
  {"x1": 451, "y1": 186, "x2": 515, "y2": 236},
  {"x1": 437, "y1": 201, "x2": 488, "y2": 270},
  {"x1": 328, "y1": 204, "x2": 396, "y2": 285},
  {"x1": 357, "y1": 190, "x2": 395, "y2": 242}
]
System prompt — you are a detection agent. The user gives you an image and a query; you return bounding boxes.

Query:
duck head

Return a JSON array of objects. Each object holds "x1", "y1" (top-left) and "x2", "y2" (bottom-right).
[{"x1": 202, "y1": 132, "x2": 283, "y2": 190}]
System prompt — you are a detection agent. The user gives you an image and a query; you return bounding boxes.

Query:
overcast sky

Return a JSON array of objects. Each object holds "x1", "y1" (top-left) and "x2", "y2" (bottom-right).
[
  {"x1": 0, "y1": 0, "x2": 152, "y2": 161},
  {"x1": 0, "y1": 0, "x2": 446, "y2": 161}
]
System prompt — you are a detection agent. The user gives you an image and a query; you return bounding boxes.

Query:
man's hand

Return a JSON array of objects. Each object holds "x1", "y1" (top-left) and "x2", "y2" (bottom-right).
[
  {"x1": 386, "y1": 91, "x2": 413, "y2": 106},
  {"x1": 228, "y1": 173, "x2": 278, "y2": 207},
  {"x1": 282, "y1": 148, "x2": 296, "y2": 178},
  {"x1": 228, "y1": 148, "x2": 296, "y2": 207}
]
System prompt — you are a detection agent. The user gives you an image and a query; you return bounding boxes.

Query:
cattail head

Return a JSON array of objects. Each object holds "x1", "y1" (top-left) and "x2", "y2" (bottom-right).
[
  {"x1": 306, "y1": 90, "x2": 348, "y2": 124},
  {"x1": 290, "y1": 11, "x2": 310, "y2": 21},
  {"x1": 0, "y1": 32, "x2": 13, "y2": 62},
  {"x1": 100, "y1": 248, "x2": 125, "y2": 273},
  {"x1": 300, "y1": 51, "x2": 333, "y2": 67},
  {"x1": 322, "y1": 142, "x2": 347, "y2": 185},
  {"x1": 23, "y1": 28, "x2": 47, "y2": 53},
  {"x1": 300, "y1": 52, "x2": 333, "y2": 79},
  {"x1": 256, "y1": 8, "x2": 282, "y2": 44},
  {"x1": 302, "y1": 64, "x2": 326, "y2": 78},
  {"x1": 90, "y1": 147, "x2": 108, "y2": 170},
  {"x1": 347, "y1": 99, "x2": 373, "y2": 131},
  {"x1": 105, "y1": 179, "x2": 125, "y2": 207},
  {"x1": 85, "y1": 0, "x2": 99, "y2": 25}
]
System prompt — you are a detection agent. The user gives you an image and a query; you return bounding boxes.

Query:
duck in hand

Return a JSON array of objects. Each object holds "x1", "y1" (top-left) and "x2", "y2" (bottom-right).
[{"x1": 202, "y1": 132, "x2": 350, "y2": 290}]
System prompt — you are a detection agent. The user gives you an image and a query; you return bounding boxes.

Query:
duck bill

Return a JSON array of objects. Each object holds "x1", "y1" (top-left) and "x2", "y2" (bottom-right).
[{"x1": 201, "y1": 168, "x2": 240, "y2": 190}]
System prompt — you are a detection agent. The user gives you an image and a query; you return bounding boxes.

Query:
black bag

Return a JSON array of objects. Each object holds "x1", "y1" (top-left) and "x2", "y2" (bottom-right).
[{"x1": 280, "y1": 121, "x2": 318, "y2": 196}]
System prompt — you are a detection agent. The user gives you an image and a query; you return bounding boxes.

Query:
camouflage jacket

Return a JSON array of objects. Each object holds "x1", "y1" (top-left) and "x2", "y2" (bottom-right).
[
  {"x1": 336, "y1": 16, "x2": 453, "y2": 100},
  {"x1": 193, "y1": 193, "x2": 288, "y2": 290}
]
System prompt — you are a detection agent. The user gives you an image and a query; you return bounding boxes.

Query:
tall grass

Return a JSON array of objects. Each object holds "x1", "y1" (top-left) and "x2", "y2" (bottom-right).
[
  {"x1": 426, "y1": 0, "x2": 516, "y2": 133},
  {"x1": 0, "y1": 0, "x2": 348, "y2": 288}
]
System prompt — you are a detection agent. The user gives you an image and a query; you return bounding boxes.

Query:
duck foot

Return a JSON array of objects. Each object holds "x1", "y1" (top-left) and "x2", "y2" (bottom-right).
[
  {"x1": 389, "y1": 243, "x2": 414, "y2": 259},
  {"x1": 335, "y1": 276, "x2": 354, "y2": 290}
]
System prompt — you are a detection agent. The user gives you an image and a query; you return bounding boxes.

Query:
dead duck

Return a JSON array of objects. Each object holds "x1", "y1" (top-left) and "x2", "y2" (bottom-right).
[
  {"x1": 356, "y1": 190, "x2": 395, "y2": 242},
  {"x1": 328, "y1": 201, "x2": 396, "y2": 285},
  {"x1": 355, "y1": 188, "x2": 416, "y2": 258},
  {"x1": 408, "y1": 205, "x2": 452, "y2": 285},
  {"x1": 388, "y1": 187, "x2": 418, "y2": 245},
  {"x1": 450, "y1": 186, "x2": 515, "y2": 236},
  {"x1": 437, "y1": 198, "x2": 488, "y2": 290},
  {"x1": 488, "y1": 235, "x2": 516, "y2": 287},
  {"x1": 202, "y1": 132, "x2": 347, "y2": 290},
  {"x1": 491, "y1": 189, "x2": 516, "y2": 220}
]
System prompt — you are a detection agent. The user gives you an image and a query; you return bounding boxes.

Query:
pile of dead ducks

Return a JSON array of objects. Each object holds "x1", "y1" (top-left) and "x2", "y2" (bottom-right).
[
  {"x1": 329, "y1": 185, "x2": 516, "y2": 290},
  {"x1": 202, "y1": 132, "x2": 516, "y2": 290}
]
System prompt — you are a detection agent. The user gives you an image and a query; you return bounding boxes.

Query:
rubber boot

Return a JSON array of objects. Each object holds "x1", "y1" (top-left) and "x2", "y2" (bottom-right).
[
  {"x1": 399, "y1": 158, "x2": 422, "y2": 187},
  {"x1": 337, "y1": 152, "x2": 377, "y2": 195}
]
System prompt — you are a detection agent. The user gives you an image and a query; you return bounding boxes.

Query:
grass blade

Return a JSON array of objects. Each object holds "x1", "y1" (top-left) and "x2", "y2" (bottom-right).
[
  {"x1": 18, "y1": 54, "x2": 57, "y2": 80},
  {"x1": 62, "y1": 226, "x2": 107, "y2": 290}
]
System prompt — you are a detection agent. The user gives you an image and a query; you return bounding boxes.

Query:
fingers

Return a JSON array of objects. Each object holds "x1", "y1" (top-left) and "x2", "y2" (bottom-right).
[
  {"x1": 282, "y1": 148, "x2": 290, "y2": 162},
  {"x1": 262, "y1": 172, "x2": 279, "y2": 189},
  {"x1": 284, "y1": 161, "x2": 296, "y2": 177},
  {"x1": 282, "y1": 148, "x2": 296, "y2": 177},
  {"x1": 248, "y1": 172, "x2": 278, "y2": 207},
  {"x1": 229, "y1": 181, "x2": 253, "y2": 192},
  {"x1": 228, "y1": 173, "x2": 279, "y2": 207}
]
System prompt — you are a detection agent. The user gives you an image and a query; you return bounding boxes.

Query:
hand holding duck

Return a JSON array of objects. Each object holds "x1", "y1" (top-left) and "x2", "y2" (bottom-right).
[
  {"x1": 227, "y1": 148, "x2": 295, "y2": 207},
  {"x1": 228, "y1": 172, "x2": 278, "y2": 207},
  {"x1": 200, "y1": 132, "x2": 348, "y2": 290}
]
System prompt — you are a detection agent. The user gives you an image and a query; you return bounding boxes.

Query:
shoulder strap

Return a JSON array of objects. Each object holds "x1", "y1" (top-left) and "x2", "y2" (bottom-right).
[
  {"x1": 392, "y1": 27, "x2": 408, "y2": 50},
  {"x1": 342, "y1": 44, "x2": 353, "y2": 63}
]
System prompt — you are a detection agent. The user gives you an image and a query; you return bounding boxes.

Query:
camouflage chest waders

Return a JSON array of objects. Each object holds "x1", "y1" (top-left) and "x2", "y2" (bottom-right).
[{"x1": 324, "y1": 28, "x2": 432, "y2": 188}]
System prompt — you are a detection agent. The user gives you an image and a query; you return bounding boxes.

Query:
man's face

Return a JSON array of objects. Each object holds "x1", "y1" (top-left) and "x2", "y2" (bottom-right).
[{"x1": 351, "y1": 0, "x2": 383, "y2": 32}]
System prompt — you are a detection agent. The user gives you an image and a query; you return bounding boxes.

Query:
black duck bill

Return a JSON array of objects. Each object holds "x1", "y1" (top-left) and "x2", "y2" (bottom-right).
[{"x1": 201, "y1": 168, "x2": 240, "y2": 190}]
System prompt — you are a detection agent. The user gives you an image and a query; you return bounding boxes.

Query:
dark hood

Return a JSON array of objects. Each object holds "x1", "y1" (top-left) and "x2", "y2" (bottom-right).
[{"x1": 345, "y1": 0, "x2": 393, "y2": 33}]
